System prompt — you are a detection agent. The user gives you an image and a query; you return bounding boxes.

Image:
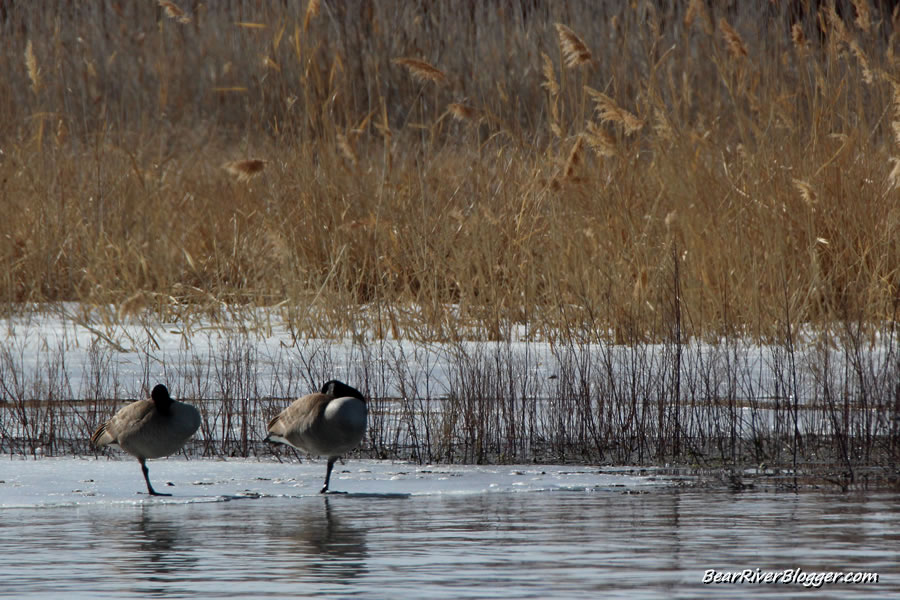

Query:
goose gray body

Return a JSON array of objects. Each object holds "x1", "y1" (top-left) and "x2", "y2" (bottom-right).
[
  {"x1": 91, "y1": 384, "x2": 200, "y2": 496},
  {"x1": 265, "y1": 380, "x2": 367, "y2": 493}
]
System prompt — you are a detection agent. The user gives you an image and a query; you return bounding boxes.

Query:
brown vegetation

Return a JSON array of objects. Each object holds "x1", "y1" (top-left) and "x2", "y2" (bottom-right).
[{"x1": 0, "y1": 1, "x2": 897, "y2": 343}]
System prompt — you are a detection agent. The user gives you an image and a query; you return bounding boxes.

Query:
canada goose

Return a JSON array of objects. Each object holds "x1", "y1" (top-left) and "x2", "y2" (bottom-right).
[
  {"x1": 265, "y1": 380, "x2": 367, "y2": 493},
  {"x1": 90, "y1": 384, "x2": 201, "y2": 496}
]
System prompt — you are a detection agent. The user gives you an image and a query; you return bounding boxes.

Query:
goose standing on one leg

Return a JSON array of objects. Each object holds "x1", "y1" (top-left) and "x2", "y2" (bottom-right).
[
  {"x1": 265, "y1": 380, "x2": 367, "y2": 493},
  {"x1": 90, "y1": 384, "x2": 201, "y2": 496}
]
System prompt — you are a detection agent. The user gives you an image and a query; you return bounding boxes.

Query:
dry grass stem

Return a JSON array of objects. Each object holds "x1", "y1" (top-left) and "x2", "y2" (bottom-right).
[{"x1": 262, "y1": 56, "x2": 281, "y2": 72}]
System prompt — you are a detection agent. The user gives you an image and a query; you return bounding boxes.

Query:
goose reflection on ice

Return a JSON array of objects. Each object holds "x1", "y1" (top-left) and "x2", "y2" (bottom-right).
[
  {"x1": 134, "y1": 506, "x2": 198, "y2": 572},
  {"x1": 93, "y1": 504, "x2": 200, "y2": 598},
  {"x1": 271, "y1": 496, "x2": 369, "y2": 582}
]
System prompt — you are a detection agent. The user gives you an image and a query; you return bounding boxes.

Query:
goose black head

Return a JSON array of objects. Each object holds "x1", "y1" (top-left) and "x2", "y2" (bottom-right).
[
  {"x1": 320, "y1": 380, "x2": 365, "y2": 402},
  {"x1": 150, "y1": 384, "x2": 174, "y2": 415}
]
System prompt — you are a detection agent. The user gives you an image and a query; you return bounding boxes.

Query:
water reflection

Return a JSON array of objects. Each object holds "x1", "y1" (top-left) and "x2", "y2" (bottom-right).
[
  {"x1": 133, "y1": 506, "x2": 198, "y2": 572},
  {"x1": 101, "y1": 505, "x2": 199, "y2": 597},
  {"x1": 3, "y1": 489, "x2": 899, "y2": 599},
  {"x1": 270, "y1": 496, "x2": 369, "y2": 582}
]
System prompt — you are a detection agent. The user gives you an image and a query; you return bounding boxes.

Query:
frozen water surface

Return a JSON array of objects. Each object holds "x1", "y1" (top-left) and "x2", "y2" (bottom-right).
[
  {"x1": 0, "y1": 458, "x2": 655, "y2": 507},
  {"x1": 1, "y1": 457, "x2": 898, "y2": 599}
]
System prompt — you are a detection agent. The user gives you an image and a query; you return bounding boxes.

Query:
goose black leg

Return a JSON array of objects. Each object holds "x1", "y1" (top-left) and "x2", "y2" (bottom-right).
[
  {"x1": 321, "y1": 456, "x2": 338, "y2": 493},
  {"x1": 141, "y1": 458, "x2": 172, "y2": 497}
]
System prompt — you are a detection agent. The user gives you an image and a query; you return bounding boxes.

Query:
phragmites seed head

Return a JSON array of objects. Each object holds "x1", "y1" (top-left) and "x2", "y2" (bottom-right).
[
  {"x1": 585, "y1": 86, "x2": 643, "y2": 135},
  {"x1": 684, "y1": 0, "x2": 713, "y2": 34},
  {"x1": 824, "y1": 5, "x2": 849, "y2": 44},
  {"x1": 541, "y1": 52, "x2": 559, "y2": 96},
  {"x1": 888, "y1": 157, "x2": 900, "y2": 190},
  {"x1": 555, "y1": 23, "x2": 593, "y2": 68},
  {"x1": 653, "y1": 107, "x2": 675, "y2": 142},
  {"x1": 223, "y1": 159, "x2": 267, "y2": 181},
  {"x1": 584, "y1": 120, "x2": 616, "y2": 157},
  {"x1": 448, "y1": 103, "x2": 478, "y2": 122},
  {"x1": 304, "y1": 0, "x2": 320, "y2": 32},
  {"x1": 563, "y1": 135, "x2": 585, "y2": 179},
  {"x1": 393, "y1": 58, "x2": 446, "y2": 84},
  {"x1": 719, "y1": 18, "x2": 747, "y2": 59},
  {"x1": 159, "y1": 1, "x2": 191, "y2": 24},
  {"x1": 336, "y1": 133, "x2": 358, "y2": 166},
  {"x1": 791, "y1": 24, "x2": 808, "y2": 52},
  {"x1": 848, "y1": 39, "x2": 875, "y2": 84},
  {"x1": 851, "y1": 0, "x2": 871, "y2": 33},
  {"x1": 792, "y1": 178, "x2": 817, "y2": 208},
  {"x1": 56, "y1": 118, "x2": 68, "y2": 147},
  {"x1": 891, "y1": 82, "x2": 900, "y2": 146},
  {"x1": 24, "y1": 39, "x2": 40, "y2": 94},
  {"x1": 664, "y1": 210, "x2": 678, "y2": 230}
]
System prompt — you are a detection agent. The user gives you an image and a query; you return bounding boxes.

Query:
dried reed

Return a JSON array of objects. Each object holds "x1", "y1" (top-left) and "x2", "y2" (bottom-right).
[
  {"x1": 304, "y1": 0, "x2": 321, "y2": 32},
  {"x1": 223, "y1": 159, "x2": 267, "y2": 182},
  {"x1": 541, "y1": 52, "x2": 559, "y2": 96},
  {"x1": 24, "y1": 40, "x2": 40, "y2": 94},
  {"x1": 851, "y1": 0, "x2": 871, "y2": 33},
  {"x1": 0, "y1": 1, "x2": 896, "y2": 356},
  {"x1": 562, "y1": 135, "x2": 585, "y2": 179},
  {"x1": 336, "y1": 133, "x2": 358, "y2": 165},
  {"x1": 159, "y1": 1, "x2": 191, "y2": 24},
  {"x1": 393, "y1": 58, "x2": 447, "y2": 84},
  {"x1": 684, "y1": 0, "x2": 712, "y2": 34},
  {"x1": 718, "y1": 18, "x2": 748, "y2": 60},
  {"x1": 555, "y1": 23, "x2": 593, "y2": 68},
  {"x1": 448, "y1": 103, "x2": 478, "y2": 123},
  {"x1": 792, "y1": 179, "x2": 817, "y2": 208},
  {"x1": 585, "y1": 87, "x2": 643, "y2": 134}
]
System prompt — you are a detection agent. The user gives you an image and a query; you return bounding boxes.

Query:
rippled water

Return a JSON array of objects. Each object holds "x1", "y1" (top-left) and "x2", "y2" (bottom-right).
[{"x1": 3, "y1": 486, "x2": 898, "y2": 599}]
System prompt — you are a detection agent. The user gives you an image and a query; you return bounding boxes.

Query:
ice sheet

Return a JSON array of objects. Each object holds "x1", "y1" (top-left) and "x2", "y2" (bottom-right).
[{"x1": 0, "y1": 456, "x2": 663, "y2": 509}]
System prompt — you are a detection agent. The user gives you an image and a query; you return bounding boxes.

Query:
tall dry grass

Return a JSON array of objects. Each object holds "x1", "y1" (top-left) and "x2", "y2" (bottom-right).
[{"x1": 0, "y1": 0, "x2": 897, "y2": 345}]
